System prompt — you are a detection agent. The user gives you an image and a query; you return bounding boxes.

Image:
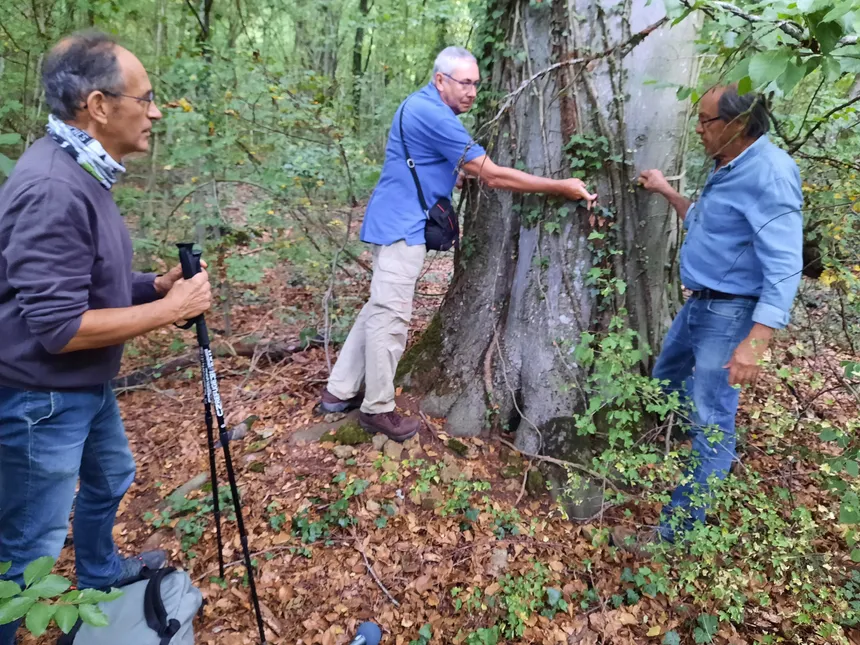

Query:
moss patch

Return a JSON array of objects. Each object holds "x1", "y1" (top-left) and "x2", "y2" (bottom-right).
[
  {"x1": 320, "y1": 421, "x2": 371, "y2": 445},
  {"x1": 447, "y1": 438, "x2": 469, "y2": 457},
  {"x1": 395, "y1": 313, "x2": 443, "y2": 388},
  {"x1": 526, "y1": 468, "x2": 546, "y2": 497}
]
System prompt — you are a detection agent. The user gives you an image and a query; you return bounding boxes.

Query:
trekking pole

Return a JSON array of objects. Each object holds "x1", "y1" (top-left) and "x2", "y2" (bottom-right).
[{"x1": 177, "y1": 243, "x2": 268, "y2": 645}]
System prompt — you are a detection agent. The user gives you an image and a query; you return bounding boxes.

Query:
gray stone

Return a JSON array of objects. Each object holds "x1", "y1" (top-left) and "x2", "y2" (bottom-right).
[
  {"x1": 332, "y1": 445, "x2": 355, "y2": 459},
  {"x1": 372, "y1": 434, "x2": 389, "y2": 451},
  {"x1": 487, "y1": 548, "x2": 509, "y2": 578},
  {"x1": 383, "y1": 441, "x2": 404, "y2": 461}
]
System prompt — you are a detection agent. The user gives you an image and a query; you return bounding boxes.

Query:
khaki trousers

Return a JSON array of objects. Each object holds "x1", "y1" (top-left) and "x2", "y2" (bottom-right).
[{"x1": 327, "y1": 240, "x2": 426, "y2": 414}]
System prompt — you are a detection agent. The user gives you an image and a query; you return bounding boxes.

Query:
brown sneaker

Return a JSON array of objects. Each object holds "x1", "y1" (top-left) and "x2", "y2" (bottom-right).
[
  {"x1": 610, "y1": 526, "x2": 662, "y2": 558},
  {"x1": 358, "y1": 411, "x2": 420, "y2": 443},
  {"x1": 319, "y1": 388, "x2": 363, "y2": 414}
]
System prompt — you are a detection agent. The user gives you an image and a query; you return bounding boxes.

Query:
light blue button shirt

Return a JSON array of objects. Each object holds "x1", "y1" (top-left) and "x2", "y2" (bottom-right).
[
  {"x1": 681, "y1": 135, "x2": 804, "y2": 329},
  {"x1": 360, "y1": 83, "x2": 486, "y2": 247}
]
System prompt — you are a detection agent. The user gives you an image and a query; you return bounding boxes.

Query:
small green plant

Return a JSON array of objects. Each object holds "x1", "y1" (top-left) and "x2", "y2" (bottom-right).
[
  {"x1": 693, "y1": 614, "x2": 720, "y2": 644},
  {"x1": 490, "y1": 507, "x2": 521, "y2": 539},
  {"x1": 0, "y1": 557, "x2": 121, "y2": 637},
  {"x1": 463, "y1": 625, "x2": 501, "y2": 645},
  {"x1": 291, "y1": 472, "x2": 368, "y2": 544},
  {"x1": 620, "y1": 565, "x2": 669, "y2": 602},
  {"x1": 409, "y1": 623, "x2": 432, "y2": 645},
  {"x1": 440, "y1": 478, "x2": 491, "y2": 531},
  {"x1": 267, "y1": 501, "x2": 287, "y2": 532},
  {"x1": 494, "y1": 562, "x2": 553, "y2": 639},
  {"x1": 143, "y1": 486, "x2": 234, "y2": 557}
]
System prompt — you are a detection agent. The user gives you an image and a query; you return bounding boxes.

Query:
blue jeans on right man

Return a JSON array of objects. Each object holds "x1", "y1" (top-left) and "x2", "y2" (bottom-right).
[
  {"x1": 0, "y1": 385, "x2": 136, "y2": 645},
  {"x1": 653, "y1": 295, "x2": 756, "y2": 542}
]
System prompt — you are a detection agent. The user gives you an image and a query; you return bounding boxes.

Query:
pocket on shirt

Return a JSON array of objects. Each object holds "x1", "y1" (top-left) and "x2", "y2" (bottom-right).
[
  {"x1": 705, "y1": 298, "x2": 753, "y2": 320},
  {"x1": 700, "y1": 205, "x2": 740, "y2": 234},
  {"x1": 23, "y1": 391, "x2": 59, "y2": 427}
]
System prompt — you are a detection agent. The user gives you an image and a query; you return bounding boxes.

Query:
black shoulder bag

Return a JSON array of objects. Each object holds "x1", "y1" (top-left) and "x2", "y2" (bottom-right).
[{"x1": 398, "y1": 99, "x2": 460, "y2": 251}]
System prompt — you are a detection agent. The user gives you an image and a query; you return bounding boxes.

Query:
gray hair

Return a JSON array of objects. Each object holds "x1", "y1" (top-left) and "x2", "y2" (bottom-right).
[
  {"x1": 42, "y1": 30, "x2": 123, "y2": 121},
  {"x1": 432, "y1": 46, "x2": 477, "y2": 77},
  {"x1": 718, "y1": 85, "x2": 771, "y2": 139}
]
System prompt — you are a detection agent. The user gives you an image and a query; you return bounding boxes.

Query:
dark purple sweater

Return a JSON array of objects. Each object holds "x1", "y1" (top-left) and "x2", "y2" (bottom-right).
[{"x1": 0, "y1": 136, "x2": 158, "y2": 390}]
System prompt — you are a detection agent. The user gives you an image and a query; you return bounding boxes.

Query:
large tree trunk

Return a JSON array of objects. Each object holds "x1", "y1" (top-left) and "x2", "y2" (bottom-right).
[{"x1": 400, "y1": 0, "x2": 699, "y2": 458}]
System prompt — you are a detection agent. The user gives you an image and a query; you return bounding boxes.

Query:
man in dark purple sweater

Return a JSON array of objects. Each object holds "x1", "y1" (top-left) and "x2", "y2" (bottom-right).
[{"x1": 0, "y1": 31, "x2": 211, "y2": 644}]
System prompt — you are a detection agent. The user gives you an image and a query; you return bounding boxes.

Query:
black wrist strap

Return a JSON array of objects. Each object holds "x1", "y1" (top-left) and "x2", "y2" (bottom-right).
[{"x1": 398, "y1": 97, "x2": 430, "y2": 214}]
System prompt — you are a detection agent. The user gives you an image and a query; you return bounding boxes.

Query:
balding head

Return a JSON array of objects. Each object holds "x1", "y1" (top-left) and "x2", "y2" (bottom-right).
[
  {"x1": 43, "y1": 31, "x2": 124, "y2": 121},
  {"x1": 42, "y1": 31, "x2": 161, "y2": 161}
]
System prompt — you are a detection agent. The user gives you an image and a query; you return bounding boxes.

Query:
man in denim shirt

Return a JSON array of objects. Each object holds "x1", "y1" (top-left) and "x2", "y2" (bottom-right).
[{"x1": 614, "y1": 85, "x2": 803, "y2": 552}]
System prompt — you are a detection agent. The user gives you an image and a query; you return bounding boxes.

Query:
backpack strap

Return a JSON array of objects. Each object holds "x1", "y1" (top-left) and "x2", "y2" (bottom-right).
[
  {"x1": 398, "y1": 96, "x2": 430, "y2": 215},
  {"x1": 142, "y1": 567, "x2": 182, "y2": 645}
]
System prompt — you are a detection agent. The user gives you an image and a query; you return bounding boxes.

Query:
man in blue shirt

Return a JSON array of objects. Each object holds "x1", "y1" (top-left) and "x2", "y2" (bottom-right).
[
  {"x1": 320, "y1": 46, "x2": 597, "y2": 441},
  {"x1": 613, "y1": 84, "x2": 803, "y2": 552}
]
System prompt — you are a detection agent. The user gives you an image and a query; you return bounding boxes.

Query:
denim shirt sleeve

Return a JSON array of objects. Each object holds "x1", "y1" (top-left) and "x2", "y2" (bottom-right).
[{"x1": 747, "y1": 174, "x2": 804, "y2": 329}]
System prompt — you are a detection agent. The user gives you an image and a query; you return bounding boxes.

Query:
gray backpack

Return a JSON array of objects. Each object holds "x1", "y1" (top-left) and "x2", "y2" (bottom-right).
[{"x1": 58, "y1": 568, "x2": 202, "y2": 645}]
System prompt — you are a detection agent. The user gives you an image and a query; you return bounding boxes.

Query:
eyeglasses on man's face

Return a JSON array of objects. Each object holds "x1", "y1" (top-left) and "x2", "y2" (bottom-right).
[
  {"x1": 442, "y1": 73, "x2": 481, "y2": 90},
  {"x1": 102, "y1": 89, "x2": 156, "y2": 105},
  {"x1": 698, "y1": 115, "x2": 722, "y2": 127}
]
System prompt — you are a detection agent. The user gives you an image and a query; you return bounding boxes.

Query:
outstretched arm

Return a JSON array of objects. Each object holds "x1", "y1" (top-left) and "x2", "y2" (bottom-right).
[{"x1": 463, "y1": 155, "x2": 597, "y2": 208}]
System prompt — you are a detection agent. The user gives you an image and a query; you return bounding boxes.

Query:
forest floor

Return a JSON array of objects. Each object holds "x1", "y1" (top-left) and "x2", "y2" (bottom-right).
[{"x1": 19, "y1": 216, "x2": 860, "y2": 645}]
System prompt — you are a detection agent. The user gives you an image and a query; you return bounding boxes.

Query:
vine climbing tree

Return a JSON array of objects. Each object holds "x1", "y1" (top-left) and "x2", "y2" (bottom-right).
[{"x1": 401, "y1": 0, "x2": 700, "y2": 459}]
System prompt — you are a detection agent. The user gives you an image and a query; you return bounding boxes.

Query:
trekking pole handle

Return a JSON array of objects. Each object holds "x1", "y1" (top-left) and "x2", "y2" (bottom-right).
[
  {"x1": 175, "y1": 243, "x2": 208, "y2": 335},
  {"x1": 177, "y1": 242, "x2": 203, "y2": 280}
]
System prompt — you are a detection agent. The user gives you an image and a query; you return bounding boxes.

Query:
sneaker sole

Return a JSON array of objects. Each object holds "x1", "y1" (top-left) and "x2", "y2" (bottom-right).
[{"x1": 358, "y1": 418, "x2": 419, "y2": 443}]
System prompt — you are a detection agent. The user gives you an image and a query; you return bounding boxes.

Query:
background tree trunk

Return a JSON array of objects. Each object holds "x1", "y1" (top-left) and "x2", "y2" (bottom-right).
[{"x1": 400, "y1": 0, "x2": 699, "y2": 458}]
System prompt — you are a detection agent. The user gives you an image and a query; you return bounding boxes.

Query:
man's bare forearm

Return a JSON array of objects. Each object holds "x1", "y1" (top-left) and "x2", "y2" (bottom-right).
[
  {"x1": 660, "y1": 187, "x2": 693, "y2": 221},
  {"x1": 484, "y1": 166, "x2": 562, "y2": 194},
  {"x1": 59, "y1": 301, "x2": 177, "y2": 353}
]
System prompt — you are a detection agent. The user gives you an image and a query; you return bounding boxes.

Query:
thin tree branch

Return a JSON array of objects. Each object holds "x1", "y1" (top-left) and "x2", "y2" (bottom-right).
[
  {"x1": 353, "y1": 533, "x2": 400, "y2": 607},
  {"x1": 183, "y1": 0, "x2": 207, "y2": 35},
  {"x1": 789, "y1": 94, "x2": 860, "y2": 154}
]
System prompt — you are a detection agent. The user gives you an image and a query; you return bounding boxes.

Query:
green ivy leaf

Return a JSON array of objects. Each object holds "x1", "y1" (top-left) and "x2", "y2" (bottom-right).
[
  {"x1": 23, "y1": 557, "x2": 54, "y2": 588},
  {"x1": 25, "y1": 602, "x2": 56, "y2": 637},
  {"x1": 54, "y1": 604, "x2": 79, "y2": 633},
  {"x1": 820, "y1": 428, "x2": 840, "y2": 442},
  {"x1": 663, "y1": 632, "x2": 681, "y2": 645},
  {"x1": 0, "y1": 597, "x2": 36, "y2": 625},
  {"x1": 418, "y1": 623, "x2": 433, "y2": 640},
  {"x1": 852, "y1": 549, "x2": 860, "y2": 562},
  {"x1": 749, "y1": 50, "x2": 792, "y2": 88},
  {"x1": 546, "y1": 587, "x2": 562, "y2": 607},
  {"x1": 0, "y1": 563, "x2": 9, "y2": 576},
  {"x1": 0, "y1": 133, "x2": 21, "y2": 146},
  {"x1": 79, "y1": 603, "x2": 110, "y2": 627}
]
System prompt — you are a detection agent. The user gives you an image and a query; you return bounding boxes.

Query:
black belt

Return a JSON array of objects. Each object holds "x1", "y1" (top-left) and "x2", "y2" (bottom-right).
[{"x1": 690, "y1": 288, "x2": 757, "y2": 301}]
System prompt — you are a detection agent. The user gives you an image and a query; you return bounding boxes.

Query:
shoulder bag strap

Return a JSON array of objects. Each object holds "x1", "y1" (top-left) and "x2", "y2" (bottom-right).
[
  {"x1": 142, "y1": 567, "x2": 182, "y2": 645},
  {"x1": 398, "y1": 96, "x2": 430, "y2": 214}
]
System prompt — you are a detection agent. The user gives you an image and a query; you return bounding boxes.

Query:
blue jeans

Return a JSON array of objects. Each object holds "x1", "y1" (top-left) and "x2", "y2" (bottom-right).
[
  {"x1": 653, "y1": 296, "x2": 756, "y2": 542},
  {"x1": 0, "y1": 385, "x2": 136, "y2": 645}
]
